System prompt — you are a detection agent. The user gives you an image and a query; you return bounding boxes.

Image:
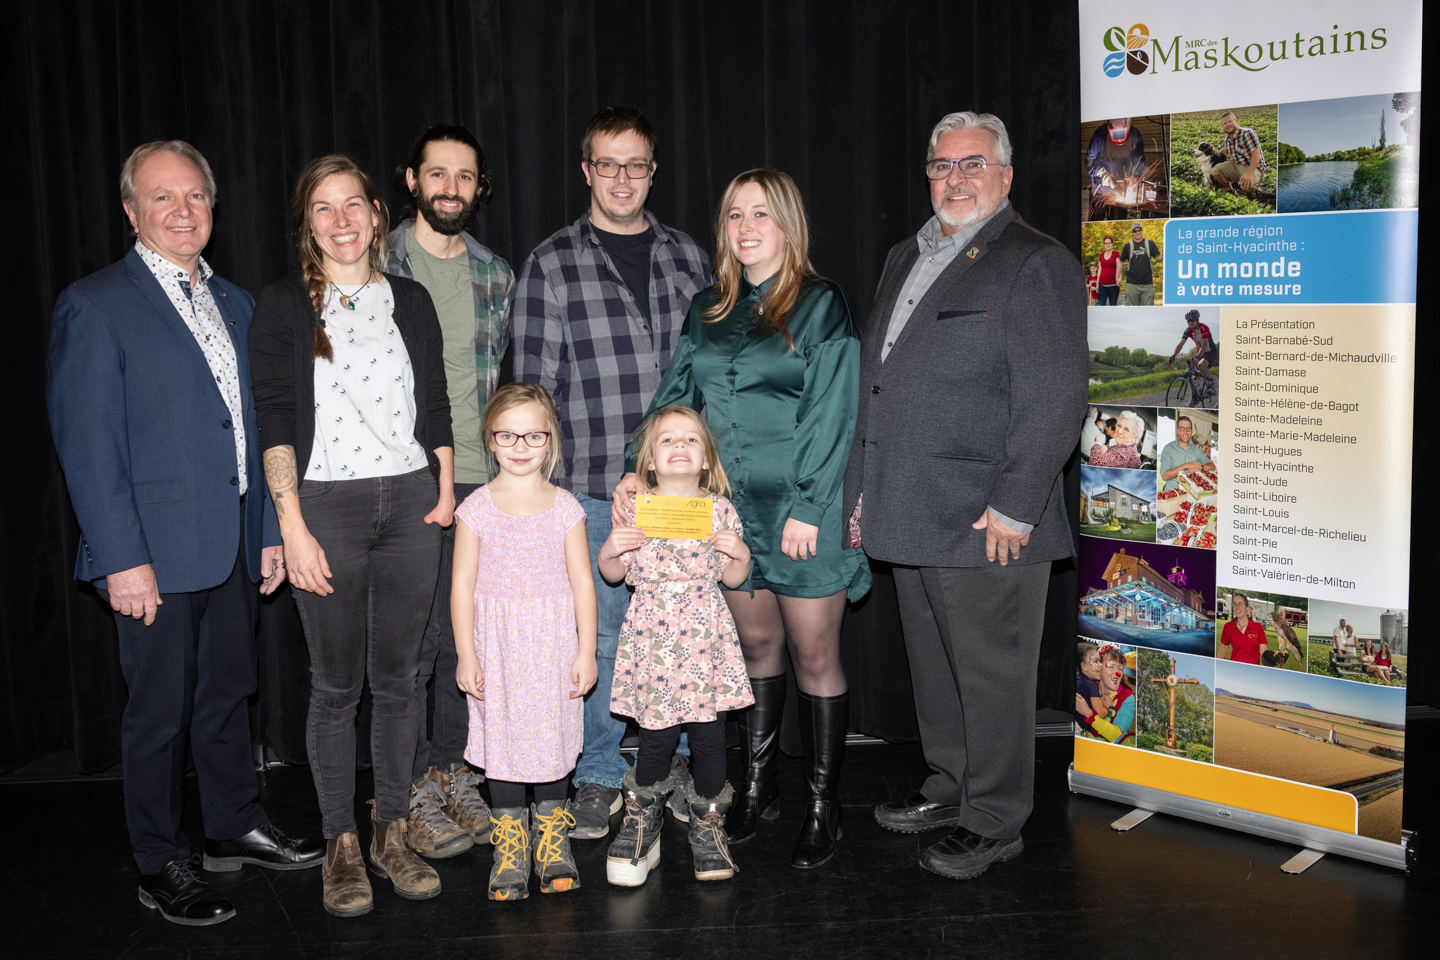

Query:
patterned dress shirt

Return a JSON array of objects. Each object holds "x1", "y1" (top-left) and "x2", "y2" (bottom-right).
[
  {"x1": 511, "y1": 210, "x2": 714, "y2": 498},
  {"x1": 1222, "y1": 125, "x2": 1268, "y2": 174},
  {"x1": 134, "y1": 241, "x2": 247, "y2": 494}
]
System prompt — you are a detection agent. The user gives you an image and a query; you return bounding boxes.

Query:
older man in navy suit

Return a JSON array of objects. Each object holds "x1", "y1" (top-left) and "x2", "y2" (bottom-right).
[{"x1": 47, "y1": 141, "x2": 322, "y2": 926}]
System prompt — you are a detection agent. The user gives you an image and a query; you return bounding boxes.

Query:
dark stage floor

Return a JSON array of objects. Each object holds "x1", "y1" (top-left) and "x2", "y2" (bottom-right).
[{"x1": 2, "y1": 726, "x2": 1434, "y2": 960}]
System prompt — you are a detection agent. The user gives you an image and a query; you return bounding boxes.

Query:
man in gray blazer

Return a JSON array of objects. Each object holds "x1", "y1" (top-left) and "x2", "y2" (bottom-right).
[{"x1": 842, "y1": 112, "x2": 1088, "y2": 880}]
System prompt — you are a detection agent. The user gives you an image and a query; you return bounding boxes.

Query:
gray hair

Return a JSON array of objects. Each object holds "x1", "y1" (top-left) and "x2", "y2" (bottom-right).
[
  {"x1": 119, "y1": 140, "x2": 217, "y2": 208},
  {"x1": 926, "y1": 112, "x2": 1013, "y2": 166}
]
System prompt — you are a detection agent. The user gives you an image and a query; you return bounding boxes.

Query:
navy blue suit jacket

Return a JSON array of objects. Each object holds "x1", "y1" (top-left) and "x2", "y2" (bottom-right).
[{"x1": 48, "y1": 246, "x2": 280, "y2": 593}]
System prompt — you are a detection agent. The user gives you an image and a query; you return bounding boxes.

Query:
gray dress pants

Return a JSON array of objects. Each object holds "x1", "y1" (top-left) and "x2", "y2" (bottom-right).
[{"x1": 892, "y1": 561, "x2": 1052, "y2": 840}]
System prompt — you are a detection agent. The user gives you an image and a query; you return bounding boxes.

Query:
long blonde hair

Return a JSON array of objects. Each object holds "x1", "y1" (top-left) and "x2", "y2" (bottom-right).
[
  {"x1": 703, "y1": 168, "x2": 815, "y2": 350},
  {"x1": 630, "y1": 405, "x2": 730, "y2": 497},
  {"x1": 481, "y1": 382, "x2": 565, "y2": 480},
  {"x1": 291, "y1": 154, "x2": 390, "y2": 362}
]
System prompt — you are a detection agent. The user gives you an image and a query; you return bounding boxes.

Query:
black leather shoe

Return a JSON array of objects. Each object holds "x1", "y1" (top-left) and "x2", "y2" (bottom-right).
[
  {"x1": 874, "y1": 793, "x2": 963, "y2": 834},
  {"x1": 790, "y1": 691, "x2": 847, "y2": 869},
  {"x1": 138, "y1": 855, "x2": 236, "y2": 926},
  {"x1": 203, "y1": 822, "x2": 325, "y2": 872},
  {"x1": 919, "y1": 829, "x2": 1024, "y2": 880}
]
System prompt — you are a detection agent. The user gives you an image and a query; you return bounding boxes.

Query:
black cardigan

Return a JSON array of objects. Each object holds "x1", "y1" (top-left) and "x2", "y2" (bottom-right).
[{"x1": 248, "y1": 275, "x2": 453, "y2": 478}]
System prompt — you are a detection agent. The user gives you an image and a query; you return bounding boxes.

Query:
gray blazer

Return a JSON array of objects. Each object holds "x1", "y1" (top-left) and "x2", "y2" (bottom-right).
[{"x1": 841, "y1": 205, "x2": 1089, "y2": 568}]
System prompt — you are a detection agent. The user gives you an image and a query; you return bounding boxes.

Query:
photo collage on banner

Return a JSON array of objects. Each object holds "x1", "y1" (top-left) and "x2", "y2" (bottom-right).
[{"x1": 1076, "y1": 0, "x2": 1418, "y2": 848}]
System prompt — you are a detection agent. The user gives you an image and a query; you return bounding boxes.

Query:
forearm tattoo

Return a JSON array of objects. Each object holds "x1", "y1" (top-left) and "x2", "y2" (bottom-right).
[{"x1": 263, "y1": 446, "x2": 298, "y2": 519}]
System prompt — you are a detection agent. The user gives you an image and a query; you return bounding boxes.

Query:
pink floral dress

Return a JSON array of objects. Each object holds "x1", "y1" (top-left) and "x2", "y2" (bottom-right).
[
  {"x1": 610, "y1": 497, "x2": 755, "y2": 729},
  {"x1": 455, "y1": 485, "x2": 586, "y2": 782}
]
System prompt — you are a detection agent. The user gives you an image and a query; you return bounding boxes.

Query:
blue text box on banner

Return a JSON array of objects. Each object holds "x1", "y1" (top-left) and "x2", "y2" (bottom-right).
[{"x1": 1165, "y1": 209, "x2": 1417, "y2": 304}]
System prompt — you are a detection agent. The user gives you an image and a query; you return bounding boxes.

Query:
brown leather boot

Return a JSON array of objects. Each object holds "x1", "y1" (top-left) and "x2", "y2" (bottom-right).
[
  {"x1": 440, "y1": 763, "x2": 492, "y2": 841},
  {"x1": 407, "y1": 773, "x2": 474, "y2": 858},
  {"x1": 322, "y1": 833, "x2": 373, "y2": 918},
  {"x1": 368, "y1": 802, "x2": 441, "y2": 900}
]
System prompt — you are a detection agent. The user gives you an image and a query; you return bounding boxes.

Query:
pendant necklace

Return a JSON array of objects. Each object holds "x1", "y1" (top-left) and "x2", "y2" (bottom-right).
[{"x1": 337, "y1": 277, "x2": 373, "y2": 311}]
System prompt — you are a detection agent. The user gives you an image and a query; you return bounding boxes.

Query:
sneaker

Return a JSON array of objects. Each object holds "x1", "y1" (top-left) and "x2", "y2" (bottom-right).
[
  {"x1": 666, "y1": 753, "x2": 694, "y2": 823},
  {"x1": 571, "y1": 781, "x2": 623, "y2": 840},
  {"x1": 531, "y1": 800, "x2": 580, "y2": 893},
  {"x1": 488, "y1": 809, "x2": 530, "y2": 901},
  {"x1": 406, "y1": 776, "x2": 474, "y2": 859},
  {"x1": 605, "y1": 769, "x2": 670, "y2": 887},
  {"x1": 442, "y1": 763, "x2": 492, "y2": 841}
]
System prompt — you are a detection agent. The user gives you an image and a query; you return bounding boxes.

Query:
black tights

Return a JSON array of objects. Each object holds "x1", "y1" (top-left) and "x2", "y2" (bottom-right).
[
  {"x1": 723, "y1": 587, "x2": 849, "y2": 696},
  {"x1": 488, "y1": 775, "x2": 569, "y2": 810},
  {"x1": 636, "y1": 719, "x2": 727, "y2": 798}
]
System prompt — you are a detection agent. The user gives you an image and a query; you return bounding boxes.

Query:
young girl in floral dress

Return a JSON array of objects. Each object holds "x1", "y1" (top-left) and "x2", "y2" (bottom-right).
[
  {"x1": 451, "y1": 383, "x2": 598, "y2": 901},
  {"x1": 598, "y1": 406, "x2": 753, "y2": 886}
]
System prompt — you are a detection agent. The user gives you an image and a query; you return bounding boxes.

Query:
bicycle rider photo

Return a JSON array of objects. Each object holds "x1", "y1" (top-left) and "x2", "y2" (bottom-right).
[{"x1": 1168, "y1": 309, "x2": 1218, "y2": 408}]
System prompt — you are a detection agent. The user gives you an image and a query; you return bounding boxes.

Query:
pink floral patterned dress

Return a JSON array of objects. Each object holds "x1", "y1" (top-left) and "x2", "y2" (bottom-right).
[
  {"x1": 610, "y1": 496, "x2": 755, "y2": 729},
  {"x1": 455, "y1": 485, "x2": 586, "y2": 782}
]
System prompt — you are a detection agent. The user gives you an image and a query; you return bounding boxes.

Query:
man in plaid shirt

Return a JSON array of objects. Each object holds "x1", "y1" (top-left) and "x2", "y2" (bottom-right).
[
  {"x1": 1216, "y1": 111, "x2": 1268, "y2": 195},
  {"x1": 512, "y1": 106, "x2": 714, "y2": 838},
  {"x1": 387, "y1": 124, "x2": 514, "y2": 855}
]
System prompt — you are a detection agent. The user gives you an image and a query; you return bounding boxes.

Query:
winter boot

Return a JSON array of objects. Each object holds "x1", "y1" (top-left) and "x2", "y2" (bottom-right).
[
  {"x1": 685, "y1": 781, "x2": 738, "y2": 881},
  {"x1": 531, "y1": 799, "x2": 581, "y2": 893},
  {"x1": 368, "y1": 802, "x2": 442, "y2": 899},
  {"x1": 730, "y1": 674, "x2": 785, "y2": 844},
  {"x1": 666, "y1": 753, "x2": 694, "y2": 822},
  {"x1": 791, "y1": 691, "x2": 848, "y2": 869},
  {"x1": 605, "y1": 769, "x2": 671, "y2": 887},
  {"x1": 487, "y1": 808, "x2": 531, "y2": 901}
]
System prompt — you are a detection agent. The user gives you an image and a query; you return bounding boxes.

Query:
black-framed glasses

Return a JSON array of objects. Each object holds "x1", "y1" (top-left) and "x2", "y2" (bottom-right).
[
  {"x1": 925, "y1": 156, "x2": 995, "y2": 180},
  {"x1": 491, "y1": 430, "x2": 551, "y2": 448},
  {"x1": 588, "y1": 160, "x2": 653, "y2": 179}
]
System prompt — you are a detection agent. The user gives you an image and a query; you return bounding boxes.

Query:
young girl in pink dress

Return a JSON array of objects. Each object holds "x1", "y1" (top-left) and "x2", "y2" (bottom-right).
[
  {"x1": 599, "y1": 406, "x2": 753, "y2": 887},
  {"x1": 451, "y1": 383, "x2": 598, "y2": 901}
]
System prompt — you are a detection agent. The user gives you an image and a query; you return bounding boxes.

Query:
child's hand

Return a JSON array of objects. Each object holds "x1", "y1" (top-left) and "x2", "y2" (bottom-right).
[
  {"x1": 569, "y1": 654, "x2": 598, "y2": 699},
  {"x1": 710, "y1": 529, "x2": 751, "y2": 565},
  {"x1": 599, "y1": 526, "x2": 647, "y2": 562},
  {"x1": 456, "y1": 655, "x2": 484, "y2": 699}
]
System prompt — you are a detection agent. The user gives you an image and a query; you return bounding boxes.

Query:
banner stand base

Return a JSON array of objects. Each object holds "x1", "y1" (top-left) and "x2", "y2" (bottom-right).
[
  {"x1": 1280, "y1": 848, "x2": 1327, "y2": 874},
  {"x1": 1110, "y1": 808, "x2": 1156, "y2": 832},
  {"x1": 1069, "y1": 764, "x2": 1413, "y2": 873}
]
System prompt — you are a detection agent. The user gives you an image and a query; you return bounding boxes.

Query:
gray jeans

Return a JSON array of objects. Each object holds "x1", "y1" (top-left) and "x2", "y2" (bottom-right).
[{"x1": 292, "y1": 468, "x2": 441, "y2": 838}]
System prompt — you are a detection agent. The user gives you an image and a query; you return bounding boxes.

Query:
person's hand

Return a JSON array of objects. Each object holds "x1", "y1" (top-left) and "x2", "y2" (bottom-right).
[
  {"x1": 106, "y1": 563, "x2": 162, "y2": 625},
  {"x1": 1182, "y1": 461, "x2": 1202, "y2": 473},
  {"x1": 569, "y1": 654, "x2": 598, "y2": 699},
  {"x1": 456, "y1": 654, "x2": 484, "y2": 699},
  {"x1": 710, "y1": 529, "x2": 751, "y2": 566},
  {"x1": 781, "y1": 518, "x2": 819, "y2": 561},
  {"x1": 1240, "y1": 172, "x2": 1254, "y2": 192},
  {"x1": 284, "y1": 527, "x2": 334, "y2": 595},
  {"x1": 611, "y1": 473, "x2": 643, "y2": 526},
  {"x1": 1075, "y1": 692, "x2": 1094, "y2": 719},
  {"x1": 600, "y1": 526, "x2": 647, "y2": 562},
  {"x1": 425, "y1": 487, "x2": 456, "y2": 528},
  {"x1": 973, "y1": 508, "x2": 1030, "y2": 565},
  {"x1": 259, "y1": 545, "x2": 288, "y2": 595}
]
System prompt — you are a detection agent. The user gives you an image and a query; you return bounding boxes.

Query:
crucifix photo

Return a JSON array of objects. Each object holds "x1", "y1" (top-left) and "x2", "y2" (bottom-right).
[{"x1": 1150, "y1": 657, "x2": 1199, "y2": 749}]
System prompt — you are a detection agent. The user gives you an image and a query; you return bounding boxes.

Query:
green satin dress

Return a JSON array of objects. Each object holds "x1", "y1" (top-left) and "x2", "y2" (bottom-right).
[{"x1": 641, "y1": 274, "x2": 871, "y2": 601}]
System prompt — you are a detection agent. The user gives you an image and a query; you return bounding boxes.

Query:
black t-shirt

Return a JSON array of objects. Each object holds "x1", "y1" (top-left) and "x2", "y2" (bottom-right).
[
  {"x1": 1122, "y1": 238, "x2": 1158, "y2": 284},
  {"x1": 592, "y1": 225, "x2": 654, "y2": 324}
]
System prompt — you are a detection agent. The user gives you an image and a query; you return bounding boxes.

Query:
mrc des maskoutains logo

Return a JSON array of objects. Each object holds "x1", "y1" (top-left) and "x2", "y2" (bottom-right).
[{"x1": 1102, "y1": 22, "x2": 1389, "y2": 78}]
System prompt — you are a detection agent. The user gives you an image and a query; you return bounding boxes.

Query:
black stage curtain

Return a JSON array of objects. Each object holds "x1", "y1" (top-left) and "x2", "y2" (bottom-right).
[{"x1": 3, "y1": 0, "x2": 1087, "y2": 774}]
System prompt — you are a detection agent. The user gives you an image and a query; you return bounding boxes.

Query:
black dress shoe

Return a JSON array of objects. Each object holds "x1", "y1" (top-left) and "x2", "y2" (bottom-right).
[
  {"x1": 919, "y1": 829, "x2": 1024, "y2": 880},
  {"x1": 874, "y1": 793, "x2": 963, "y2": 833},
  {"x1": 138, "y1": 855, "x2": 236, "y2": 926},
  {"x1": 203, "y1": 822, "x2": 325, "y2": 872}
]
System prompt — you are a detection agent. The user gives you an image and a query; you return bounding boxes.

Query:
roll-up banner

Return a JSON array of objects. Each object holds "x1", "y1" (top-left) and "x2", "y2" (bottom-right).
[{"x1": 1071, "y1": 0, "x2": 1420, "y2": 870}]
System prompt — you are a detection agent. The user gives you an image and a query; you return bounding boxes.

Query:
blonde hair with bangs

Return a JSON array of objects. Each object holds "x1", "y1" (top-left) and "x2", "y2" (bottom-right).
[
  {"x1": 703, "y1": 168, "x2": 815, "y2": 350},
  {"x1": 630, "y1": 406, "x2": 730, "y2": 498},
  {"x1": 481, "y1": 382, "x2": 565, "y2": 481}
]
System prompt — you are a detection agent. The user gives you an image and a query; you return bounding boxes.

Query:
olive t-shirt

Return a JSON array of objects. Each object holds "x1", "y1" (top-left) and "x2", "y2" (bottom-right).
[{"x1": 406, "y1": 228, "x2": 488, "y2": 483}]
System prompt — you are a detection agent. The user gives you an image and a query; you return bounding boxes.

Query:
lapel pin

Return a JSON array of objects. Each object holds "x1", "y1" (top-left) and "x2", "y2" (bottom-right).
[{"x1": 966, "y1": 247, "x2": 979, "y2": 259}]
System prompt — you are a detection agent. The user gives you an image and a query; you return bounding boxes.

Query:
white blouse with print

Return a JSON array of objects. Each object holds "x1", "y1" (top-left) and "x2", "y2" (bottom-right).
[{"x1": 307, "y1": 278, "x2": 428, "y2": 481}]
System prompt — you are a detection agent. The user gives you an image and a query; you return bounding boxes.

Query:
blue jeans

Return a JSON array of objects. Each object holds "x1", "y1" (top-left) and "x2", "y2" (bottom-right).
[{"x1": 573, "y1": 493, "x2": 686, "y2": 789}]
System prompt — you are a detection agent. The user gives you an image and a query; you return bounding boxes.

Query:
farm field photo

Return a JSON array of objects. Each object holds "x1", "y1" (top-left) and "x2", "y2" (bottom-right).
[
  {"x1": 1213, "y1": 663, "x2": 1405, "y2": 842},
  {"x1": 1171, "y1": 105, "x2": 1278, "y2": 216},
  {"x1": 1214, "y1": 588, "x2": 1308, "y2": 672},
  {"x1": 1086, "y1": 306, "x2": 1219, "y2": 406},
  {"x1": 1136, "y1": 649, "x2": 1214, "y2": 763},
  {"x1": 1307, "y1": 600, "x2": 1409, "y2": 687},
  {"x1": 1277, "y1": 93, "x2": 1420, "y2": 212}
]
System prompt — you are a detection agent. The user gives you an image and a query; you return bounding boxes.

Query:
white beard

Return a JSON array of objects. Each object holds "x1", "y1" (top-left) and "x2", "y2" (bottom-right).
[{"x1": 934, "y1": 197, "x2": 989, "y2": 231}]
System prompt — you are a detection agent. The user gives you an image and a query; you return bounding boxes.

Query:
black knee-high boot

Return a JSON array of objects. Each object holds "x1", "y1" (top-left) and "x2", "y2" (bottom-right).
[
  {"x1": 729, "y1": 675, "x2": 786, "y2": 845},
  {"x1": 792, "y1": 690, "x2": 847, "y2": 869}
]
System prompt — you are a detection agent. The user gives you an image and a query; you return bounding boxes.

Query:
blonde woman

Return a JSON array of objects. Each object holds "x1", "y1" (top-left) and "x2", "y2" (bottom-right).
[{"x1": 612, "y1": 169, "x2": 869, "y2": 869}]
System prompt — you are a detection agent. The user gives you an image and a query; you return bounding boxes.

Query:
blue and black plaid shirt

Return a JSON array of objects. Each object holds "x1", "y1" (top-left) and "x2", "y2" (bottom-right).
[{"x1": 511, "y1": 210, "x2": 714, "y2": 497}]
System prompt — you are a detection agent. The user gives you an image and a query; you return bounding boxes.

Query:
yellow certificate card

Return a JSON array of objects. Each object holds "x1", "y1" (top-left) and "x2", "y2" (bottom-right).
[{"x1": 632, "y1": 494, "x2": 714, "y2": 540}]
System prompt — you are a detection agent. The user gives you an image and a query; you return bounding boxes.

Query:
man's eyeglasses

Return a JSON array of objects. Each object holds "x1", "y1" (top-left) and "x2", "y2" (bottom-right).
[
  {"x1": 588, "y1": 160, "x2": 653, "y2": 179},
  {"x1": 925, "y1": 156, "x2": 995, "y2": 180},
  {"x1": 492, "y1": 430, "x2": 551, "y2": 448}
]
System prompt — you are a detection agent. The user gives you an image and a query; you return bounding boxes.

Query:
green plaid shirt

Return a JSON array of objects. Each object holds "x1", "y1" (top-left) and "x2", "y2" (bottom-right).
[{"x1": 387, "y1": 221, "x2": 514, "y2": 478}]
